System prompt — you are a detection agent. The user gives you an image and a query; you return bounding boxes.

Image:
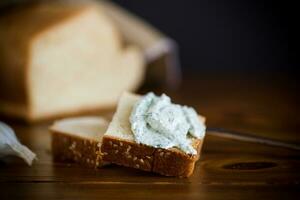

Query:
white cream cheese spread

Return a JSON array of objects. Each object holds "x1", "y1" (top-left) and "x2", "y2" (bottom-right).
[{"x1": 130, "y1": 92, "x2": 206, "y2": 155}]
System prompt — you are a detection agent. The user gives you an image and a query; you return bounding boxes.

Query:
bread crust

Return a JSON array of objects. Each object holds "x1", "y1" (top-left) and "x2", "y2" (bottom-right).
[
  {"x1": 101, "y1": 136, "x2": 204, "y2": 177},
  {"x1": 0, "y1": 101, "x2": 116, "y2": 123},
  {"x1": 51, "y1": 130, "x2": 107, "y2": 168}
]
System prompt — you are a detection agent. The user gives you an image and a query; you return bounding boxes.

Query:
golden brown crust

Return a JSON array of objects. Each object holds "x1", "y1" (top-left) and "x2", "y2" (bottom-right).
[
  {"x1": 51, "y1": 130, "x2": 107, "y2": 168},
  {"x1": 0, "y1": 101, "x2": 116, "y2": 123},
  {"x1": 101, "y1": 136, "x2": 204, "y2": 177}
]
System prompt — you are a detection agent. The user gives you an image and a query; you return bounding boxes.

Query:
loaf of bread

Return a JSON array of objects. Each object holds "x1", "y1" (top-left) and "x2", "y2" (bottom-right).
[
  {"x1": 50, "y1": 116, "x2": 109, "y2": 168},
  {"x1": 0, "y1": 1, "x2": 145, "y2": 122},
  {"x1": 101, "y1": 92, "x2": 204, "y2": 177}
]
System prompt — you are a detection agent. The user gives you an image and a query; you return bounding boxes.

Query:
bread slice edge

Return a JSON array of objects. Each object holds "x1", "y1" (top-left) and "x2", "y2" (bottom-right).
[
  {"x1": 50, "y1": 117, "x2": 110, "y2": 168},
  {"x1": 101, "y1": 135, "x2": 204, "y2": 177}
]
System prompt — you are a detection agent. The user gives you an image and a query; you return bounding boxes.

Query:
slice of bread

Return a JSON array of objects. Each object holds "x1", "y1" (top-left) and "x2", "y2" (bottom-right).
[
  {"x1": 0, "y1": 1, "x2": 145, "y2": 122},
  {"x1": 50, "y1": 116, "x2": 109, "y2": 168},
  {"x1": 101, "y1": 93, "x2": 205, "y2": 177}
]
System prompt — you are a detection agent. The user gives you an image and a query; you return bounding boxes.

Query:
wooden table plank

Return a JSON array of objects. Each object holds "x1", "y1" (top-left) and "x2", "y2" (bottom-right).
[{"x1": 2, "y1": 183, "x2": 299, "y2": 200}]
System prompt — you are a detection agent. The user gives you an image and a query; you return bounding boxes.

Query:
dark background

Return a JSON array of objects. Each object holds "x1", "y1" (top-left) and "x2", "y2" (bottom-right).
[{"x1": 113, "y1": 0, "x2": 296, "y2": 78}]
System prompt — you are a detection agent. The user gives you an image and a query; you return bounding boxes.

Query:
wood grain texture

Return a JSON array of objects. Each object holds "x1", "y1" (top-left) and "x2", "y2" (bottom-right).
[{"x1": 1, "y1": 76, "x2": 299, "y2": 199}]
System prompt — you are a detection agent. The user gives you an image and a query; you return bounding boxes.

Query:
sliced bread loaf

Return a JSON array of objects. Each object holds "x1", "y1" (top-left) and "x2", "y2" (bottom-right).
[
  {"x1": 101, "y1": 93, "x2": 204, "y2": 177},
  {"x1": 50, "y1": 116, "x2": 109, "y2": 168},
  {"x1": 0, "y1": 1, "x2": 145, "y2": 122}
]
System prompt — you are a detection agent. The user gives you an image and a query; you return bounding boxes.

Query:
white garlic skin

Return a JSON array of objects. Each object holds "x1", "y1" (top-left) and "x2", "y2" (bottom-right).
[{"x1": 0, "y1": 121, "x2": 36, "y2": 165}]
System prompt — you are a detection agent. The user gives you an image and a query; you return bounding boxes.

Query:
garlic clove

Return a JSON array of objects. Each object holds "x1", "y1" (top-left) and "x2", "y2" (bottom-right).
[{"x1": 0, "y1": 121, "x2": 37, "y2": 165}]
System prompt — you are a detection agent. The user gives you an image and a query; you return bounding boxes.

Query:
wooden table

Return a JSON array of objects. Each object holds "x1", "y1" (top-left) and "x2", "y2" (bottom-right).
[{"x1": 1, "y1": 74, "x2": 299, "y2": 199}]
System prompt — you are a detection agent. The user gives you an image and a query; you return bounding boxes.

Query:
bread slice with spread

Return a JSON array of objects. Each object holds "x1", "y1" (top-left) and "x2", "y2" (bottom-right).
[{"x1": 101, "y1": 92, "x2": 205, "y2": 177}]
